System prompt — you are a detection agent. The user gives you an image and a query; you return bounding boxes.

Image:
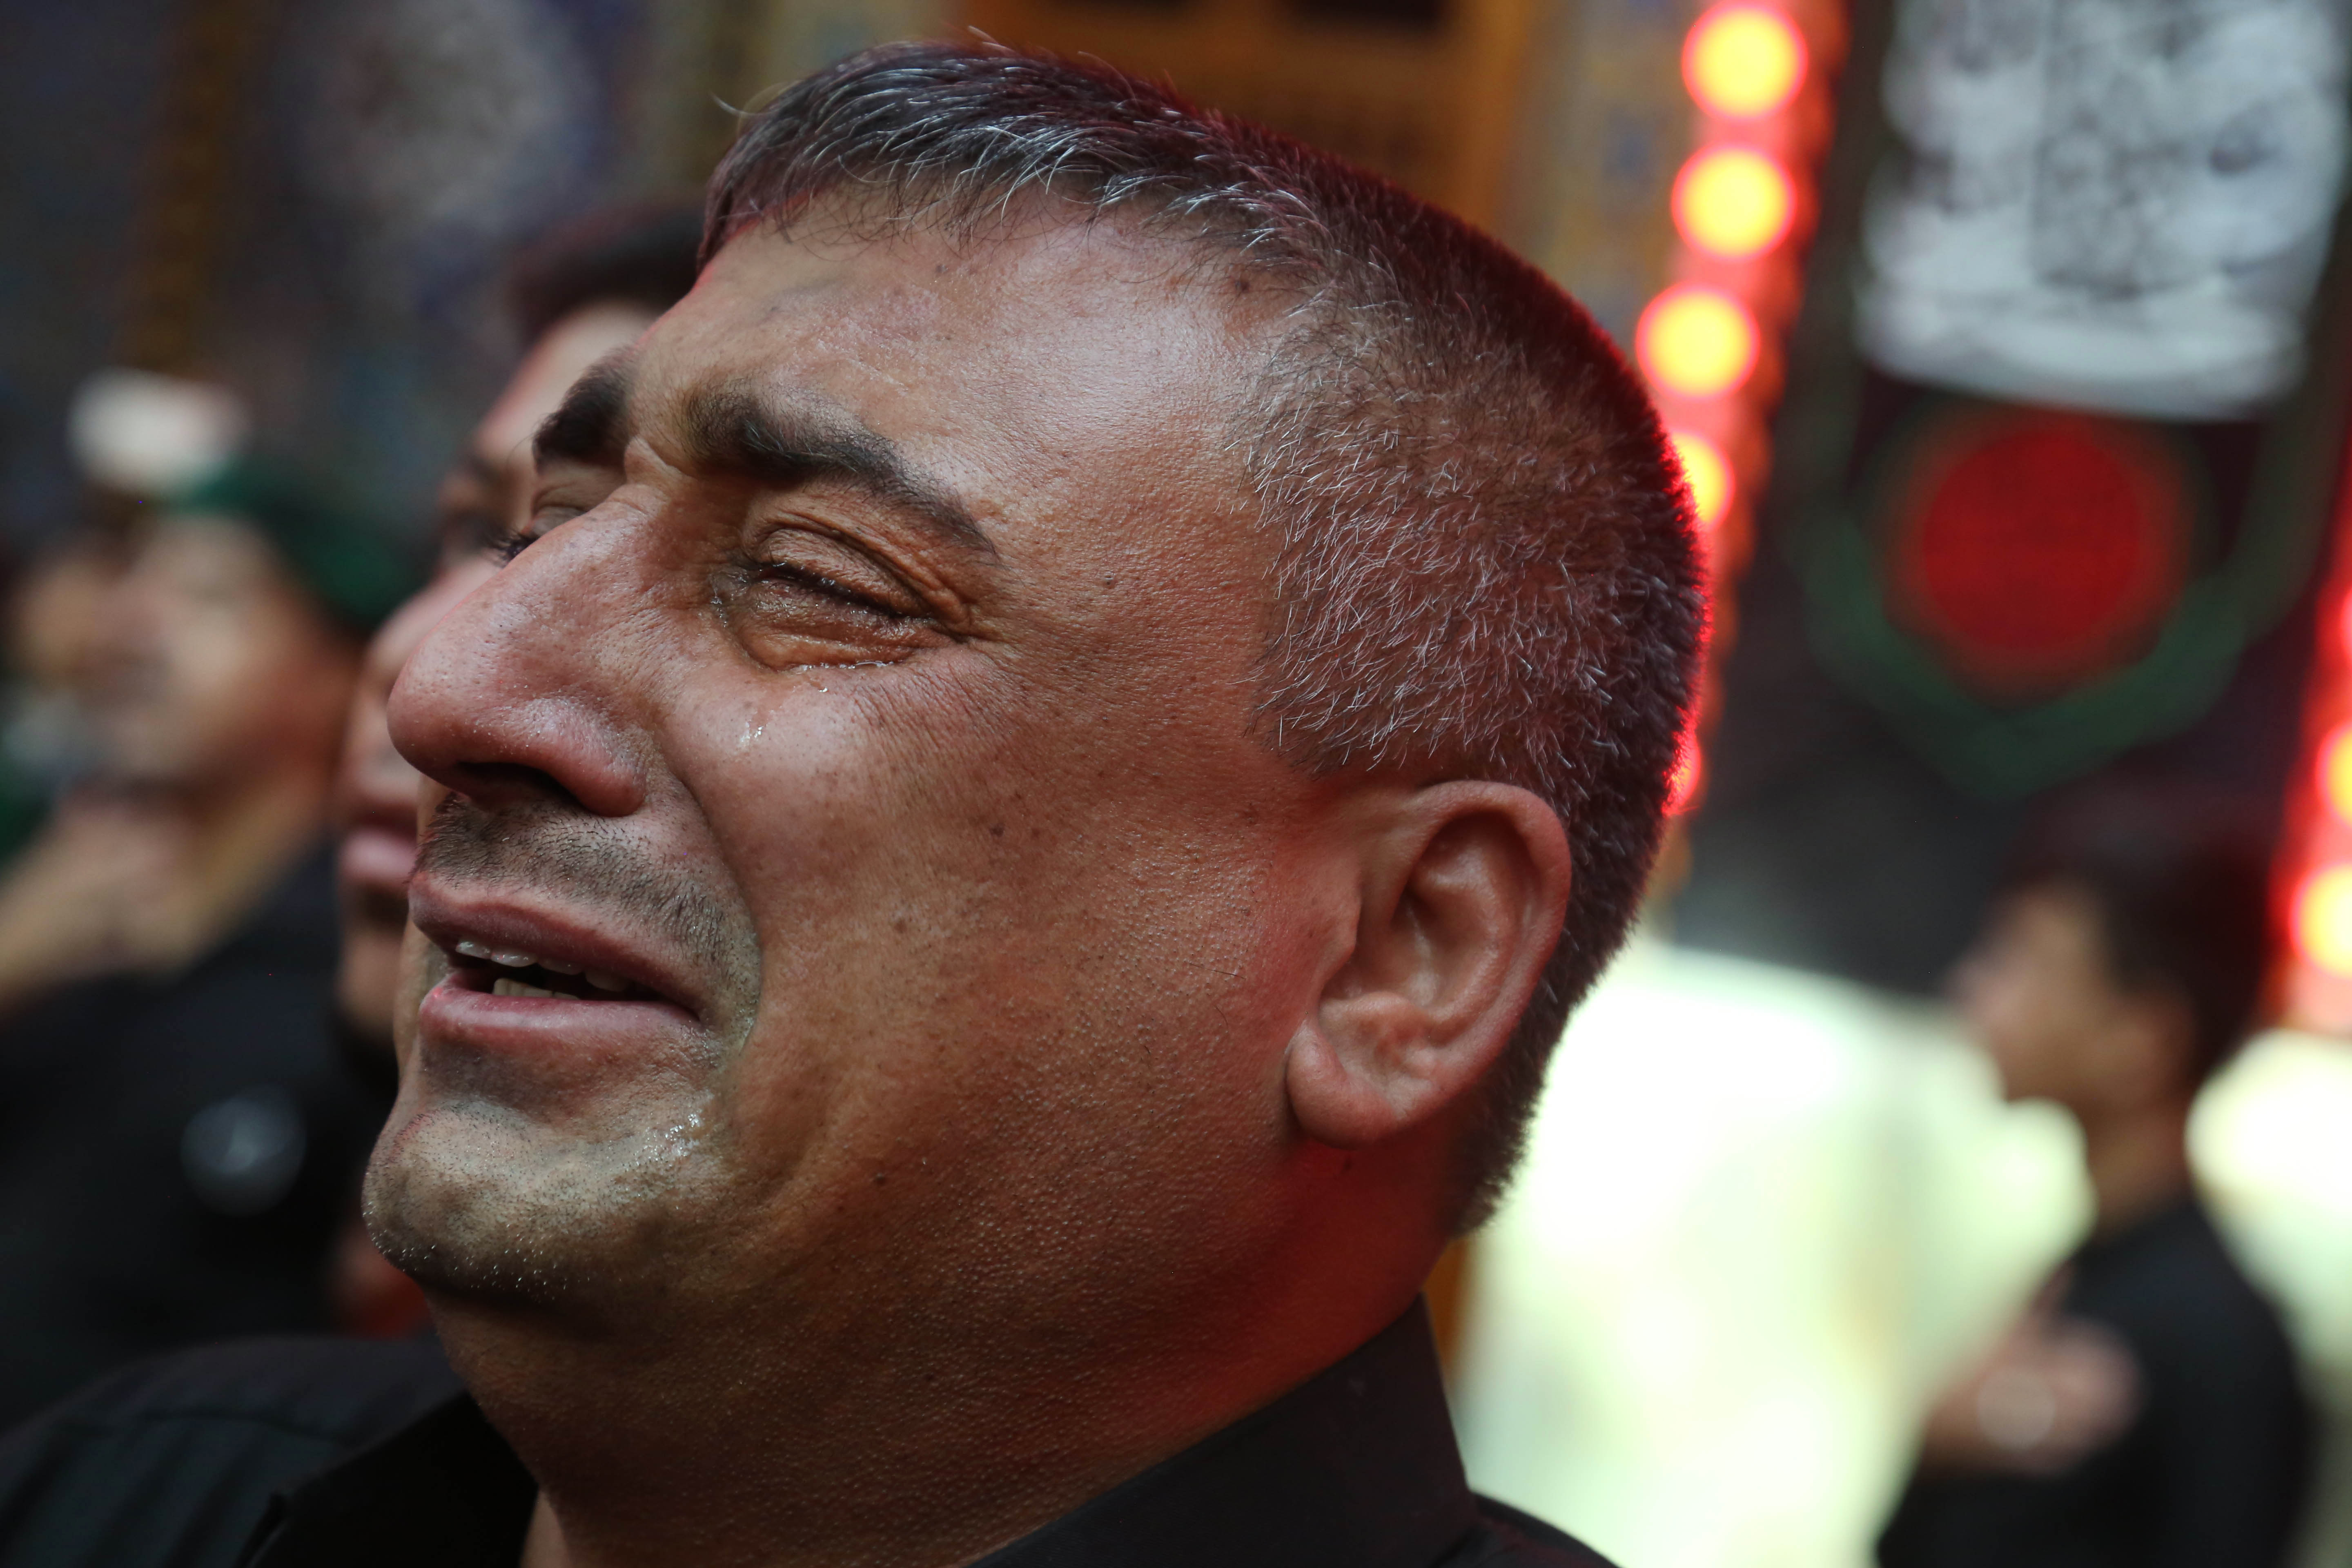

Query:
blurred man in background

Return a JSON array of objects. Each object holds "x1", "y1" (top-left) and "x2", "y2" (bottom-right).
[
  {"x1": 1880, "y1": 792, "x2": 2311, "y2": 1567},
  {"x1": 333, "y1": 204, "x2": 703, "y2": 1066},
  {"x1": 0, "y1": 470, "x2": 411, "y2": 1424},
  {"x1": 329, "y1": 204, "x2": 702, "y2": 1337}
]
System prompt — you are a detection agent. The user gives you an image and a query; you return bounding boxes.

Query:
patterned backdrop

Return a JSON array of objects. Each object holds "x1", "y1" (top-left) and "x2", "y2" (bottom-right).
[{"x1": 0, "y1": 0, "x2": 957, "y2": 562}]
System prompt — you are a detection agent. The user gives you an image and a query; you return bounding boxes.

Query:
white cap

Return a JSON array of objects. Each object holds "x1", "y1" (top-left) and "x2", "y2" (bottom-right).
[{"x1": 67, "y1": 368, "x2": 250, "y2": 498}]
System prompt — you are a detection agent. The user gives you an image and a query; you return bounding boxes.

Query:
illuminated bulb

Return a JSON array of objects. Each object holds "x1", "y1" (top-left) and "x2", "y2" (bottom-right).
[
  {"x1": 2293, "y1": 864, "x2": 2352, "y2": 975},
  {"x1": 1684, "y1": 4, "x2": 1808, "y2": 119},
  {"x1": 1638, "y1": 286, "x2": 1760, "y2": 399},
  {"x1": 1668, "y1": 429, "x2": 1734, "y2": 532},
  {"x1": 2322, "y1": 724, "x2": 2352, "y2": 820},
  {"x1": 1673, "y1": 146, "x2": 1795, "y2": 260}
]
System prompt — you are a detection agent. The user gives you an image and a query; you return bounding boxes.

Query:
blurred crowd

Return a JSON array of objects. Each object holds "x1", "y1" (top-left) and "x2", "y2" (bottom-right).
[
  {"x1": 0, "y1": 66, "x2": 2344, "y2": 1568},
  {"x1": 0, "y1": 203, "x2": 701, "y2": 1423},
  {"x1": 1460, "y1": 787, "x2": 2340, "y2": 1568}
]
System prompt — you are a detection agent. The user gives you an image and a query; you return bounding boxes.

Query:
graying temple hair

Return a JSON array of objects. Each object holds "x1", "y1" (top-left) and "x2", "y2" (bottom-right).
[{"x1": 707, "y1": 40, "x2": 1704, "y2": 1230}]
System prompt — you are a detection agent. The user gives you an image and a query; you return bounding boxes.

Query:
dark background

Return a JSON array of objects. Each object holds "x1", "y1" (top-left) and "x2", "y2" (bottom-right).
[{"x1": 1672, "y1": 0, "x2": 2350, "y2": 994}]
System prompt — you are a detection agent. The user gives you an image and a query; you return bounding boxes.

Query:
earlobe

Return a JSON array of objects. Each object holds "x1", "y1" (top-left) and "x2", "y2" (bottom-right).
[{"x1": 1285, "y1": 782, "x2": 1570, "y2": 1150}]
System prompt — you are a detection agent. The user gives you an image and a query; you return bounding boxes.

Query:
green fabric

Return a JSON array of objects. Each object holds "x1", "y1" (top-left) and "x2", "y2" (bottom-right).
[{"x1": 172, "y1": 461, "x2": 423, "y2": 632}]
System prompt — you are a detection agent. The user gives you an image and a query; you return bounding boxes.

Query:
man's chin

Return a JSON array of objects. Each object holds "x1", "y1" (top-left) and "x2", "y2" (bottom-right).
[{"x1": 362, "y1": 1101, "x2": 718, "y2": 1316}]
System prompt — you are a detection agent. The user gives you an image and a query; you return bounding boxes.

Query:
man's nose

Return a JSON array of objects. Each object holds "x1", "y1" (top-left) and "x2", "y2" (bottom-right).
[{"x1": 386, "y1": 525, "x2": 648, "y2": 819}]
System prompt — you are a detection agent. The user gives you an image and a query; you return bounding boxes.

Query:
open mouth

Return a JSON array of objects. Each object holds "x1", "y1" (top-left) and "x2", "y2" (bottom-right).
[{"x1": 446, "y1": 940, "x2": 662, "y2": 1002}]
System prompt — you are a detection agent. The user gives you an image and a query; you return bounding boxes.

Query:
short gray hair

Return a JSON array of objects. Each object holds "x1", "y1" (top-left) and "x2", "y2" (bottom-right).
[{"x1": 706, "y1": 40, "x2": 1704, "y2": 1229}]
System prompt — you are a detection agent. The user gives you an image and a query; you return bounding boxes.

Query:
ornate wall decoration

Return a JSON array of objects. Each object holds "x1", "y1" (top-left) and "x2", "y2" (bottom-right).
[
  {"x1": 287, "y1": 0, "x2": 607, "y2": 310},
  {"x1": 1860, "y1": 0, "x2": 2350, "y2": 421}
]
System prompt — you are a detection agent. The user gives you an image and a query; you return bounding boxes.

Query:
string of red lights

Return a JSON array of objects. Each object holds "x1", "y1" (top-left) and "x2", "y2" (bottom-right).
[
  {"x1": 1643, "y1": 0, "x2": 1838, "y2": 813},
  {"x1": 2281, "y1": 499, "x2": 2352, "y2": 1028}
]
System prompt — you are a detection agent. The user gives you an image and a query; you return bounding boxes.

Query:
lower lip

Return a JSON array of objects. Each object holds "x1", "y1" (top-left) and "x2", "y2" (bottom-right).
[
  {"x1": 339, "y1": 825, "x2": 417, "y2": 900},
  {"x1": 416, "y1": 976, "x2": 700, "y2": 1066}
]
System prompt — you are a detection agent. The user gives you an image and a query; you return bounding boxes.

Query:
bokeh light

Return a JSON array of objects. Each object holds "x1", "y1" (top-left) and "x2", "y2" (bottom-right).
[
  {"x1": 1639, "y1": 285, "x2": 1760, "y2": 398},
  {"x1": 1683, "y1": 4, "x2": 1807, "y2": 120},
  {"x1": 1667, "y1": 737, "x2": 1703, "y2": 813},
  {"x1": 2337, "y1": 592, "x2": 2352, "y2": 663},
  {"x1": 1673, "y1": 146, "x2": 1795, "y2": 260},
  {"x1": 2292, "y1": 863, "x2": 2352, "y2": 974},
  {"x1": 2322, "y1": 723, "x2": 2352, "y2": 821},
  {"x1": 1669, "y1": 428, "x2": 1734, "y2": 532}
]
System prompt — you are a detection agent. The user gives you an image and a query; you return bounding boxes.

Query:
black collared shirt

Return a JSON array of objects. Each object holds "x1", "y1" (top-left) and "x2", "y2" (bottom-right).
[
  {"x1": 0, "y1": 1306, "x2": 1608, "y2": 1568},
  {"x1": 1878, "y1": 1200, "x2": 2311, "y2": 1568},
  {"x1": 0, "y1": 848, "x2": 392, "y2": 1428}
]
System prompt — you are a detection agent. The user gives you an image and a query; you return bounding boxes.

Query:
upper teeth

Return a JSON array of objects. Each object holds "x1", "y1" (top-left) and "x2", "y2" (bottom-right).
[
  {"x1": 453, "y1": 938, "x2": 633, "y2": 995},
  {"x1": 453, "y1": 941, "x2": 580, "y2": 974}
]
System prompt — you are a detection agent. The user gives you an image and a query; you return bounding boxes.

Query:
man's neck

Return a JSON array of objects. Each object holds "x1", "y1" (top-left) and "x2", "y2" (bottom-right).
[
  {"x1": 2077, "y1": 1097, "x2": 2194, "y2": 1236},
  {"x1": 445, "y1": 1262, "x2": 1422, "y2": 1568}
]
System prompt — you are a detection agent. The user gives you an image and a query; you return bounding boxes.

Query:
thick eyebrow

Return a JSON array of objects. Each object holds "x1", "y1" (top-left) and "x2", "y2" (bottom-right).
[
  {"x1": 532, "y1": 354, "x2": 635, "y2": 471},
  {"x1": 676, "y1": 379, "x2": 995, "y2": 559}
]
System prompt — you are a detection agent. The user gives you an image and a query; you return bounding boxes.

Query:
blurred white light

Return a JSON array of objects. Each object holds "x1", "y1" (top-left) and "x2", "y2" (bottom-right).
[{"x1": 67, "y1": 368, "x2": 249, "y2": 498}]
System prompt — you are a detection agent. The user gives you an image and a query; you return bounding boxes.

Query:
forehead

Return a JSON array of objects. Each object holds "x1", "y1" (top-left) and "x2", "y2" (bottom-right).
[
  {"x1": 477, "y1": 302, "x2": 658, "y2": 468},
  {"x1": 1997, "y1": 882, "x2": 2113, "y2": 973},
  {"x1": 632, "y1": 218, "x2": 1274, "y2": 514}
]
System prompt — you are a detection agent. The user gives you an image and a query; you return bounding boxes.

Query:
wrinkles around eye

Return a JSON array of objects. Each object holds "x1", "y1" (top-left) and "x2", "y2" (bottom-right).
[
  {"x1": 485, "y1": 491, "x2": 961, "y2": 669},
  {"x1": 753, "y1": 527, "x2": 928, "y2": 619},
  {"x1": 760, "y1": 562, "x2": 910, "y2": 618}
]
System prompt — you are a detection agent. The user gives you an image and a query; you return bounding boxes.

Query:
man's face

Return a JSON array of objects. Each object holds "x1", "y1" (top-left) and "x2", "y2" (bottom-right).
[
  {"x1": 335, "y1": 304, "x2": 659, "y2": 1038},
  {"x1": 370, "y1": 218, "x2": 1338, "y2": 1337},
  {"x1": 1952, "y1": 881, "x2": 2159, "y2": 1109},
  {"x1": 82, "y1": 515, "x2": 353, "y2": 789}
]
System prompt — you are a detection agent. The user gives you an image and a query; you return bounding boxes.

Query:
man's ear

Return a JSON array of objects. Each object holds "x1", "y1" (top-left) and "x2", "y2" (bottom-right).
[{"x1": 1285, "y1": 780, "x2": 1571, "y2": 1150}]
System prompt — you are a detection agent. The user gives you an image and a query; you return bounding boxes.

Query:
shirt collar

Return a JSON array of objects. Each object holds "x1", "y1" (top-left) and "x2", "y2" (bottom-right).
[
  {"x1": 247, "y1": 1301, "x2": 1474, "y2": 1568},
  {"x1": 974, "y1": 1303, "x2": 1479, "y2": 1568},
  {"x1": 244, "y1": 1386, "x2": 536, "y2": 1566}
]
